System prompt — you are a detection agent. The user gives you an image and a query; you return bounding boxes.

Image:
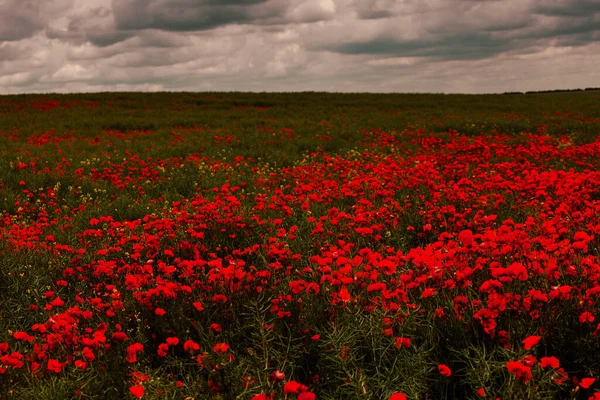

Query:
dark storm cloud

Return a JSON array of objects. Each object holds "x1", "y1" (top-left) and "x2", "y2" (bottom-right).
[
  {"x1": 47, "y1": 27, "x2": 134, "y2": 47},
  {"x1": 352, "y1": 0, "x2": 506, "y2": 21},
  {"x1": 0, "y1": 1, "x2": 44, "y2": 41},
  {"x1": 332, "y1": 32, "x2": 517, "y2": 61},
  {"x1": 481, "y1": 20, "x2": 532, "y2": 33},
  {"x1": 0, "y1": 43, "x2": 26, "y2": 62},
  {"x1": 110, "y1": 0, "x2": 337, "y2": 32},
  {"x1": 86, "y1": 31, "x2": 135, "y2": 47},
  {"x1": 204, "y1": 0, "x2": 266, "y2": 5},
  {"x1": 548, "y1": 18, "x2": 600, "y2": 39},
  {"x1": 135, "y1": 30, "x2": 193, "y2": 48},
  {"x1": 325, "y1": 0, "x2": 600, "y2": 62},
  {"x1": 533, "y1": 0, "x2": 600, "y2": 17},
  {"x1": 46, "y1": 6, "x2": 135, "y2": 47},
  {"x1": 351, "y1": 0, "x2": 411, "y2": 20},
  {"x1": 0, "y1": 0, "x2": 73, "y2": 41},
  {"x1": 522, "y1": 6, "x2": 600, "y2": 47},
  {"x1": 111, "y1": 0, "x2": 272, "y2": 32}
]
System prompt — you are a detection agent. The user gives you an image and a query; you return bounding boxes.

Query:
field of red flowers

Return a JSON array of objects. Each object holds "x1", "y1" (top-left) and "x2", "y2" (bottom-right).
[{"x1": 1, "y1": 92, "x2": 600, "y2": 399}]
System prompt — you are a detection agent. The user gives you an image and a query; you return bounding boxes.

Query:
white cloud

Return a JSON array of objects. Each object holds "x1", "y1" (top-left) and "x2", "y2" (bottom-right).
[{"x1": 286, "y1": 0, "x2": 336, "y2": 23}]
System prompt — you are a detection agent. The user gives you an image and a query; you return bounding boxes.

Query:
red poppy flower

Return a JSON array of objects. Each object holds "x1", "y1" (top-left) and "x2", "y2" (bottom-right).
[
  {"x1": 130, "y1": 371, "x2": 149, "y2": 384},
  {"x1": 82, "y1": 347, "x2": 95, "y2": 361},
  {"x1": 388, "y1": 393, "x2": 407, "y2": 400},
  {"x1": 157, "y1": 343, "x2": 169, "y2": 357},
  {"x1": 129, "y1": 385, "x2": 144, "y2": 398},
  {"x1": 506, "y1": 361, "x2": 532, "y2": 383},
  {"x1": 395, "y1": 337, "x2": 411, "y2": 349},
  {"x1": 213, "y1": 342, "x2": 230, "y2": 354},
  {"x1": 13, "y1": 332, "x2": 34, "y2": 343},
  {"x1": 47, "y1": 359, "x2": 62, "y2": 373},
  {"x1": 283, "y1": 381, "x2": 308, "y2": 394},
  {"x1": 540, "y1": 357, "x2": 560, "y2": 369},
  {"x1": 183, "y1": 340, "x2": 200, "y2": 353},
  {"x1": 74, "y1": 360, "x2": 87, "y2": 370},
  {"x1": 126, "y1": 343, "x2": 144, "y2": 363},
  {"x1": 438, "y1": 364, "x2": 452, "y2": 377},
  {"x1": 522, "y1": 355, "x2": 537, "y2": 367},
  {"x1": 580, "y1": 378, "x2": 595, "y2": 389},
  {"x1": 112, "y1": 332, "x2": 128, "y2": 343},
  {"x1": 580, "y1": 312, "x2": 595, "y2": 323},
  {"x1": 522, "y1": 335, "x2": 541, "y2": 350},
  {"x1": 50, "y1": 297, "x2": 65, "y2": 307},
  {"x1": 339, "y1": 287, "x2": 351, "y2": 302},
  {"x1": 269, "y1": 370, "x2": 285, "y2": 382}
]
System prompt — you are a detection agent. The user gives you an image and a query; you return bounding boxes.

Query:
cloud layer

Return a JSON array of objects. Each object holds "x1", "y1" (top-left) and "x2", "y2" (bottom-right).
[{"x1": 0, "y1": 0, "x2": 598, "y2": 93}]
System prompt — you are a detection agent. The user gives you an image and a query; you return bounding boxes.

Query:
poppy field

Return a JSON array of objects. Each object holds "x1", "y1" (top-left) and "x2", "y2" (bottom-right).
[{"x1": 1, "y1": 91, "x2": 600, "y2": 399}]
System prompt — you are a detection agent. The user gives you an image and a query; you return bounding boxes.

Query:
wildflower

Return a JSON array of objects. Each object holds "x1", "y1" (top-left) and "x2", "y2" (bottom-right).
[
  {"x1": 580, "y1": 312, "x2": 595, "y2": 323},
  {"x1": 82, "y1": 347, "x2": 95, "y2": 361},
  {"x1": 540, "y1": 357, "x2": 560, "y2": 369},
  {"x1": 213, "y1": 342, "x2": 230, "y2": 354},
  {"x1": 395, "y1": 337, "x2": 411, "y2": 349},
  {"x1": 47, "y1": 359, "x2": 62, "y2": 373},
  {"x1": 283, "y1": 380, "x2": 308, "y2": 394},
  {"x1": 126, "y1": 343, "x2": 144, "y2": 363},
  {"x1": 339, "y1": 287, "x2": 351, "y2": 302},
  {"x1": 522, "y1": 335, "x2": 541, "y2": 350},
  {"x1": 74, "y1": 360, "x2": 87, "y2": 370},
  {"x1": 438, "y1": 364, "x2": 452, "y2": 377},
  {"x1": 129, "y1": 385, "x2": 144, "y2": 398},
  {"x1": 183, "y1": 340, "x2": 200, "y2": 353},
  {"x1": 581, "y1": 378, "x2": 596, "y2": 389},
  {"x1": 522, "y1": 355, "x2": 537, "y2": 367},
  {"x1": 506, "y1": 361, "x2": 532, "y2": 383},
  {"x1": 112, "y1": 331, "x2": 128, "y2": 343},
  {"x1": 269, "y1": 370, "x2": 285, "y2": 382}
]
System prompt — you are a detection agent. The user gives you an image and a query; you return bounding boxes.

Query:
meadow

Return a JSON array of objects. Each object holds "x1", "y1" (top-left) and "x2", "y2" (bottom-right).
[{"x1": 1, "y1": 91, "x2": 600, "y2": 399}]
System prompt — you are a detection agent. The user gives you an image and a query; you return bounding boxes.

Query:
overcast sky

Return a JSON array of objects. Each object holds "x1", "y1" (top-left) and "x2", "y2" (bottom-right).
[{"x1": 0, "y1": 0, "x2": 598, "y2": 94}]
